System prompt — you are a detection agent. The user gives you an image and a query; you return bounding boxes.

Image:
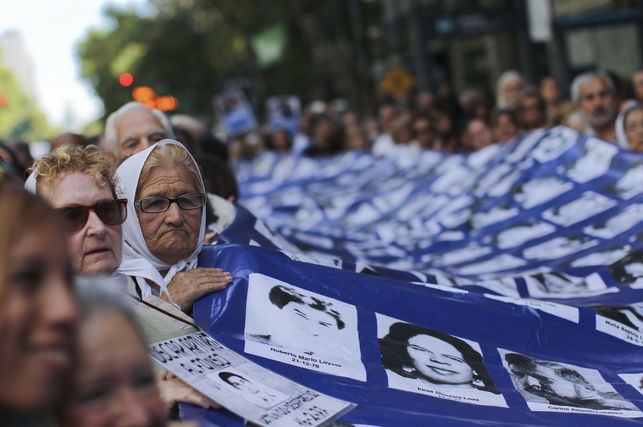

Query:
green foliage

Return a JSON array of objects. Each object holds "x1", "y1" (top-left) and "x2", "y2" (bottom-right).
[
  {"x1": 0, "y1": 65, "x2": 55, "y2": 141},
  {"x1": 77, "y1": 0, "x2": 378, "y2": 121}
]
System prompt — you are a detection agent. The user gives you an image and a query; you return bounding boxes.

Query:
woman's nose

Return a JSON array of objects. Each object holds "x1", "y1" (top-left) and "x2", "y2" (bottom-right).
[
  {"x1": 163, "y1": 201, "x2": 184, "y2": 225},
  {"x1": 429, "y1": 354, "x2": 448, "y2": 364}
]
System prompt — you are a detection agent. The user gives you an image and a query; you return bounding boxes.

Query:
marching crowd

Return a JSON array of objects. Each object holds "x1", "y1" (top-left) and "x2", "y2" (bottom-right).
[{"x1": 1, "y1": 67, "x2": 643, "y2": 426}]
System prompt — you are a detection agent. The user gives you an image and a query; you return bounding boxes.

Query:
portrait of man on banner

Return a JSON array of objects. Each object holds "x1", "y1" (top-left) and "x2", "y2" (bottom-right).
[
  {"x1": 501, "y1": 350, "x2": 638, "y2": 412},
  {"x1": 244, "y1": 273, "x2": 366, "y2": 381}
]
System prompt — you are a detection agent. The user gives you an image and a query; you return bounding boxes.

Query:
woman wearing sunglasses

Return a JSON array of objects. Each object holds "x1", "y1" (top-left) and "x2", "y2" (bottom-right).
[{"x1": 26, "y1": 145, "x2": 126, "y2": 276}]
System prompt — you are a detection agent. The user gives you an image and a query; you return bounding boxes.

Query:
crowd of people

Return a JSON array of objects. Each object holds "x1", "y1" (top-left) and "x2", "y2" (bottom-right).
[
  {"x1": 1, "y1": 67, "x2": 642, "y2": 425},
  {"x1": 224, "y1": 69, "x2": 643, "y2": 161}
]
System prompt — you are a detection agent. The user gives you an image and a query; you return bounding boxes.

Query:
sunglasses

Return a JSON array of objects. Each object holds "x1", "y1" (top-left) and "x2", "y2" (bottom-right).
[{"x1": 55, "y1": 199, "x2": 128, "y2": 232}]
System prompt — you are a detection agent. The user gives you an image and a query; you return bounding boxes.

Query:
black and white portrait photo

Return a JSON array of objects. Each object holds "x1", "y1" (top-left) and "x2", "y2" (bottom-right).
[
  {"x1": 512, "y1": 176, "x2": 573, "y2": 209},
  {"x1": 593, "y1": 303, "x2": 643, "y2": 332},
  {"x1": 584, "y1": 203, "x2": 643, "y2": 239},
  {"x1": 377, "y1": 314, "x2": 507, "y2": 407},
  {"x1": 490, "y1": 219, "x2": 556, "y2": 249},
  {"x1": 500, "y1": 350, "x2": 640, "y2": 415},
  {"x1": 244, "y1": 273, "x2": 366, "y2": 380},
  {"x1": 613, "y1": 162, "x2": 643, "y2": 200},
  {"x1": 592, "y1": 303, "x2": 643, "y2": 346},
  {"x1": 560, "y1": 137, "x2": 617, "y2": 183},
  {"x1": 609, "y1": 250, "x2": 643, "y2": 288},
  {"x1": 524, "y1": 271, "x2": 606, "y2": 297},
  {"x1": 541, "y1": 191, "x2": 616, "y2": 226},
  {"x1": 208, "y1": 369, "x2": 288, "y2": 409},
  {"x1": 521, "y1": 235, "x2": 598, "y2": 261}
]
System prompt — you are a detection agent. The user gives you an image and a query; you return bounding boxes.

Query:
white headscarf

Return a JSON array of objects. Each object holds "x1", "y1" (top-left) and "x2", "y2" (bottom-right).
[
  {"x1": 615, "y1": 99, "x2": 642, "y2": 149},
  {"x1": 115, "y1": 140, "x2": 206, "y2": 299}
]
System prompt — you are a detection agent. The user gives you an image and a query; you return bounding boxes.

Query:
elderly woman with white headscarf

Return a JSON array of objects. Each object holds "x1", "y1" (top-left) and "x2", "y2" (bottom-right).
[
  {"x1": 116, "y1": 139, "x2": 232, "y2": 316},
  {"x1": 616, "y1": 100, "x2": 643, "y2": 152}
]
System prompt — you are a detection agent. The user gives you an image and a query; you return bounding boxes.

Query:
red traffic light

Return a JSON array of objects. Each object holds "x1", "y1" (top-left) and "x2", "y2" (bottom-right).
[{"x1": 119, "y1": 72, "x2": 134, "y2": 87}]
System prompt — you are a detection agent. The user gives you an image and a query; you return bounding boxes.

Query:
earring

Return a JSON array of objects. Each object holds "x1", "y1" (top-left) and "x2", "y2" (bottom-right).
[
  {"x1": 472, "y1": 371, "x2": 484, "y2": 387},
  {"x1": 402, "y1": 365, "x2": 415, "y2": 373}
]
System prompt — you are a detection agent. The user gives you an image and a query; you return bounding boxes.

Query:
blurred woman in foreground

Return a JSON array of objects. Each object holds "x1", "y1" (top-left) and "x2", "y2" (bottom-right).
[
  {"x1": 0, "y1": 181, "x2": 78, "y2": 425},
  {"x1": 59, "y1": 278, "x2": 200, "y2": 427}
]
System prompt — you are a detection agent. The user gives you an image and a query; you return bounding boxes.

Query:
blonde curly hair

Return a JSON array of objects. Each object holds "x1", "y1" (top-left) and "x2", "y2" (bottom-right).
[{"x1": 29, "y1": 145, "x2": 117, "y2": 197}]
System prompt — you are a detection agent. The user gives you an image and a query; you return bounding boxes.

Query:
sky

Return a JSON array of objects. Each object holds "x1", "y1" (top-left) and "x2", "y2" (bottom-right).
[{"x1": 1, "y1": 0, "x2": 144, "y2": 130}]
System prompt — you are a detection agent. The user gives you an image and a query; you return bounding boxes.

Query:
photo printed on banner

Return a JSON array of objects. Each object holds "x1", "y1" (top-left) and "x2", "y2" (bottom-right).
[
  {"x1": 561, "y1": 137, "x2": 617, "y2": 183},
  {"x1": 376, "y1": 313, "x2": 508, "y2": 408},
  {"x1": 612, "y1": 161, "x2": 643, "y2": 200},
  {"x1": 618, "y1": 373, "x2": 643, "y2": 396},
  {"x1": 521, "y1": 236, "x2": 598, "y2": 261},
  {"x1": 512, "y1": 176, "x2": 573, "y2": 209},
  {"x1": 529, "y1": 127, "x2": 577, "y2": 162},
  {"x1": 524, "y1": 272, "x2": 609, "y2": 298},
  {"x1": 584, "y1": 203, "x2": 643, "y2": 239},
  {"x1": 499, "y1": 349, "x2": 641, "y2": 417},
  {"x1": 488, "y1": 219, "x2": 556, "y2": 249},
  {"x1": 610, "y1": 250, "x2": 643, "y2": 288},
  {"x1": 541, "y1": 191, "x2": 617, "y2": 226},
  {"x1": 244, "y1": 273, "x2": 366, "y2": 381},
  {"x1": 208, "y1": 368, "x2": 289, "y2": 409},
  {"x1": 591, "y1": 303, "x2": 643, "y2": 347}
]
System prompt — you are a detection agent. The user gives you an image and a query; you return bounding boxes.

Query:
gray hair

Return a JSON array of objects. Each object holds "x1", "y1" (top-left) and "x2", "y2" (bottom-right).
[
  {"x1": 570, "y1": 71, "x2": 615, "y2": 104},
  {"x1": 495, "y1": 70, "x2": 524, "y2": 109},
  {"x1": 75, "y1": 276, "x2": 148, "y2": 343},
  {"x1": 104, "y1": 102, "x2": 175, "y2": 157}
]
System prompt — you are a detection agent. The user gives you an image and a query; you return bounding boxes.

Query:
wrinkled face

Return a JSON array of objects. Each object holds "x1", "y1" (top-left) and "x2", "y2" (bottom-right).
[
  {"x1": 493, "y1": 113, "x2": 518, "y2": 143},
  {"x1": 0, "y1": 222, "x2": 77, "y2": 410},
  {"x1": 632, "y1": 72, "x2": 643, "y2": 102},
  {"x1": 60, "y1": 311, "x2": 166, "y2": 427},
  {"x1": 406, "y1": 334, "x2": 473, "y2": 385},
  {"x1": 282, "y1": 302, "x2": 338, "y2": 340},
  {"x1": 136, "y1": 166, "x2": 202, "y2": 264},
  {"x1": 578, "y1": 77, "x2": 616, "y2": 129},
  {"x1": 509, "y1": 363, "x2": 592, "y2": 405},
  {"x1": 43, "y1": 172, "x2": 123, "y2": 275},
  {"x1": 116, "y1": 109, "x2": 168, "y2": 160},
  {"x1": 624, "y1": 108, "x2": 643, "y2": 153}
]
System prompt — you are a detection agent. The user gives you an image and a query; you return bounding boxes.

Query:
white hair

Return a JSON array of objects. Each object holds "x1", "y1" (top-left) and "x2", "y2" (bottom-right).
[
  {"x1": 570, "y1": 71, "x2": 615, "y2": 104},
  {"x1": 495, "y1": 70, "x2": 524, "y2": 109},
  {"x1": 104, "y1": 101, "x2": 175, "y2": 157}
]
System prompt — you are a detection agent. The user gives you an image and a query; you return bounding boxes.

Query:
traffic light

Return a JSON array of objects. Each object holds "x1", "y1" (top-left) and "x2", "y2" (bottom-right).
[{"x1": 119, "y1": 72, "x2": 134, "y2": 87}]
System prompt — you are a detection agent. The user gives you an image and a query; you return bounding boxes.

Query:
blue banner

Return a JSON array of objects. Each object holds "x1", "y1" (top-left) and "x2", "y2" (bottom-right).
[{"x1": 183, "y1": 127, "x2": 643, "y2": 425}]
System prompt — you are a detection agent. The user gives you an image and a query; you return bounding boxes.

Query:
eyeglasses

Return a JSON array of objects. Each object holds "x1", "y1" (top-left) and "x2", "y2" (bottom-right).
[
  {"x1": 55, "y1": 199, "x2": 128, "y2": 233},
  {"x1": 135, "y1": 192, "x2": 206, "y2": 213}
]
